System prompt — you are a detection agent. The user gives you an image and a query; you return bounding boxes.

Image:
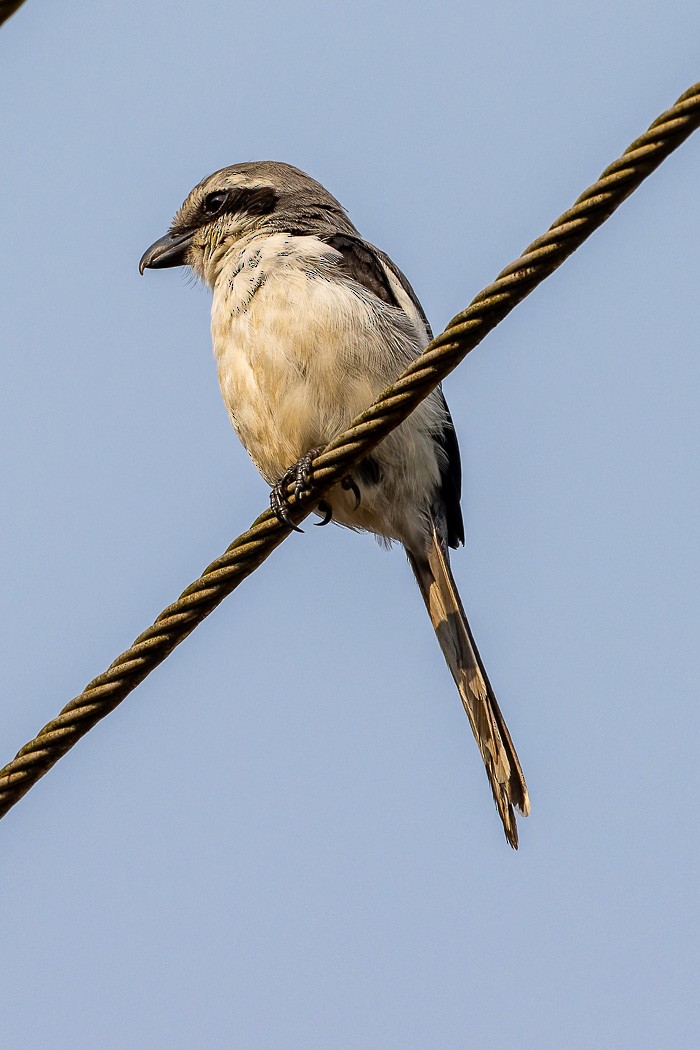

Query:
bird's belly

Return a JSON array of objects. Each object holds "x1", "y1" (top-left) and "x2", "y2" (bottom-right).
[
  {"x1": 211, "y1": 262, "x2": 445, "y2": 548},
  {"x1": 213, "y1": 274, "x2": 384, "y2": 482}
]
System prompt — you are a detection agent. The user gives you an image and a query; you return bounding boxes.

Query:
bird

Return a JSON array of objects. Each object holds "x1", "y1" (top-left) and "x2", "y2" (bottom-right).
[{"x1": 139, "y1": 161, "x2": 529, "y2": 847}]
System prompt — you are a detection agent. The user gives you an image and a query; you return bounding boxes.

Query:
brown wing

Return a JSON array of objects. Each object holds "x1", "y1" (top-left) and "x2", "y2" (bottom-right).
[
  {"x1": 325, "y1": 233, "x2": 464, "y2": 549},
  {"x1": 325, "y1": 233, "x2": 402, "y2": 307}
]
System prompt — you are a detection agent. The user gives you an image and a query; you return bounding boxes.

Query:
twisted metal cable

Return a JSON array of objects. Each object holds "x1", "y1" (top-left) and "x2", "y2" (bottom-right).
[
  {"x1": 0, "y1": 0, "x2": 27, "y2": 28},
  {"x1": 1, "y1": 82, "x2": 698, "y2": 821}
]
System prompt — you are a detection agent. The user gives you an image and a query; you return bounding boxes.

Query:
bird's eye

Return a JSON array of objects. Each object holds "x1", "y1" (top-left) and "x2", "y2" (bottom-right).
[{"x1": 202, "y1": 191, "x2": 228, "y2": 217}]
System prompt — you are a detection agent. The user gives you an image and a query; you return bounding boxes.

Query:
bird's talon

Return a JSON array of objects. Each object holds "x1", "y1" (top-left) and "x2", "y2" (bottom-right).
[
  {"x1": 270, "y1": 448, "x2": 323, "y2": 531},
  {"x1": 341, "y1": 474, "x2": 361, "y2": 509},
  {"x1": 315, "y1": 500, "x2": 333, "y2": 526},
  {"x1": 270, "y1": 484, "x2": 304, "y2": 532}
]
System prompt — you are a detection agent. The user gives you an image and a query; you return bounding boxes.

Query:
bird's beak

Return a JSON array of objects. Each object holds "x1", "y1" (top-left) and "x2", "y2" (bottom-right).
[{"x1": 139, "y1": 229, "x2": 194, "y2": 274}]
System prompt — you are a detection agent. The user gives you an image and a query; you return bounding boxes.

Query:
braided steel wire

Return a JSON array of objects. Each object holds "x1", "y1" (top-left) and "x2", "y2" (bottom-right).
[
  {"x1": 0, "y1": 1, "x2": 26, "y2": 27},
  {"x1": 1, "y1": 82, "x2": 698, "y2": 820}
]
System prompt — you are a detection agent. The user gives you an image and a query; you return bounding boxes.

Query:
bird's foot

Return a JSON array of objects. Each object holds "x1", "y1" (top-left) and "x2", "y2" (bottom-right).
[
  {"x1": 312, "y1": 476, "x2": 360, "y2": 527},
  {"x1": 341, "y1": 473, "x2": 361, "y2": 509},
  {"x1": 315, "y1": 500, "x2": 333, "y2": 527},
  {"x1": 270, "y1": 448, "x2": 323, "y2": 532}
]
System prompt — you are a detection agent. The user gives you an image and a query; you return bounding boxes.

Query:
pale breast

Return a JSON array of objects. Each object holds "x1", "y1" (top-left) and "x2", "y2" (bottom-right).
[
  {"x1": 212, "y1": 234, "x2": 398, "y2": 479},
  {"x1": 209, "y1": 232, "x2": 447, "y2": 547}
]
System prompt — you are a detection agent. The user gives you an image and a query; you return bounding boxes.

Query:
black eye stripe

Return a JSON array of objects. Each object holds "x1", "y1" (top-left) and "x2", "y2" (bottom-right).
[{"x1": 200, "y1": 186, "x2": 279, "y2": 224}]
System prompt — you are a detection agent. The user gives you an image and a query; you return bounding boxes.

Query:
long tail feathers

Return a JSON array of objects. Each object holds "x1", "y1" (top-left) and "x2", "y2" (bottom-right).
[{"x1": 408, "y1": 522, "x2": 529, "y2": 848}]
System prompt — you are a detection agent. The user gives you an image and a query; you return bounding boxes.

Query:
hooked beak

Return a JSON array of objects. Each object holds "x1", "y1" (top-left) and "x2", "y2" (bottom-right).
[{"x1": 139, "y1": 229, "x2": 194, "y2": 274}]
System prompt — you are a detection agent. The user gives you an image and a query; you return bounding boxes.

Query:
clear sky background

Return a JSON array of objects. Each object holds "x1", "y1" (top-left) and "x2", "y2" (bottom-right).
[{"x1": 1, "y1": 3, "x2": 698, "y2": 1048}]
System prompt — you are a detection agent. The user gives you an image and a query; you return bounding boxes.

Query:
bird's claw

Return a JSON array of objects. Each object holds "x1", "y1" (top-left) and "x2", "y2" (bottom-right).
[
  {"x1": 270, "y1": 485, "x2": 304, "y2": 532},
  {"x1": 314, "y1": 500, "x2": 333, "y2": 527},
  {"x1": 270, "y1": 448, "x2": 322, "y2": 531},
  {"x1": 271, "y1": 453, "x2": 359, "y2": 528},
  {"x1": 341, "y1": 474, "x2": 361, "y2": 509}
]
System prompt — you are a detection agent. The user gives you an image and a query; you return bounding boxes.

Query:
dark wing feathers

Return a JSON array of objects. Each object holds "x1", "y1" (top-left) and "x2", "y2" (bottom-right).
[
  {"x1": 372, "y1": 244, "x2": 434, "y2": 340},
  {"x1": 324, "y1": 232, "x2": 464, "y2": 549},
  {"x1": 325, "y1": 234, "x2": 401, "y2": 307},
  {"x1": 432, "y1": 396, "x2": 464, "y2": 550}
]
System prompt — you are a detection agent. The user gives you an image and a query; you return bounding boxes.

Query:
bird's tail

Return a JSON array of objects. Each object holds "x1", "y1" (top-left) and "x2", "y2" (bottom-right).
[{"x1": 407, "y1": 519, "x2": 529, "y2": 848}]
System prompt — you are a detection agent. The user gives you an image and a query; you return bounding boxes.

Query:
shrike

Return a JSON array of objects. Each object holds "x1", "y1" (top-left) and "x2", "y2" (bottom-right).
[{"x1": 140, "y1": 162, "x2": 529, "y2": 847}]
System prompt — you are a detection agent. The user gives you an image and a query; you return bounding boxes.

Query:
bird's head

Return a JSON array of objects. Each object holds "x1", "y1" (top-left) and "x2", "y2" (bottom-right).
[{"x1": 139, "y1": 161, "x2": 356, "y2": 287}]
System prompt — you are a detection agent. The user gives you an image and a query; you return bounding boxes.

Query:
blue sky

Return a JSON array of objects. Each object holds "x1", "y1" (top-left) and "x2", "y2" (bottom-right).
[{"x1": 1, "y1": 2, "x2": 699, "y2": 1047}]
